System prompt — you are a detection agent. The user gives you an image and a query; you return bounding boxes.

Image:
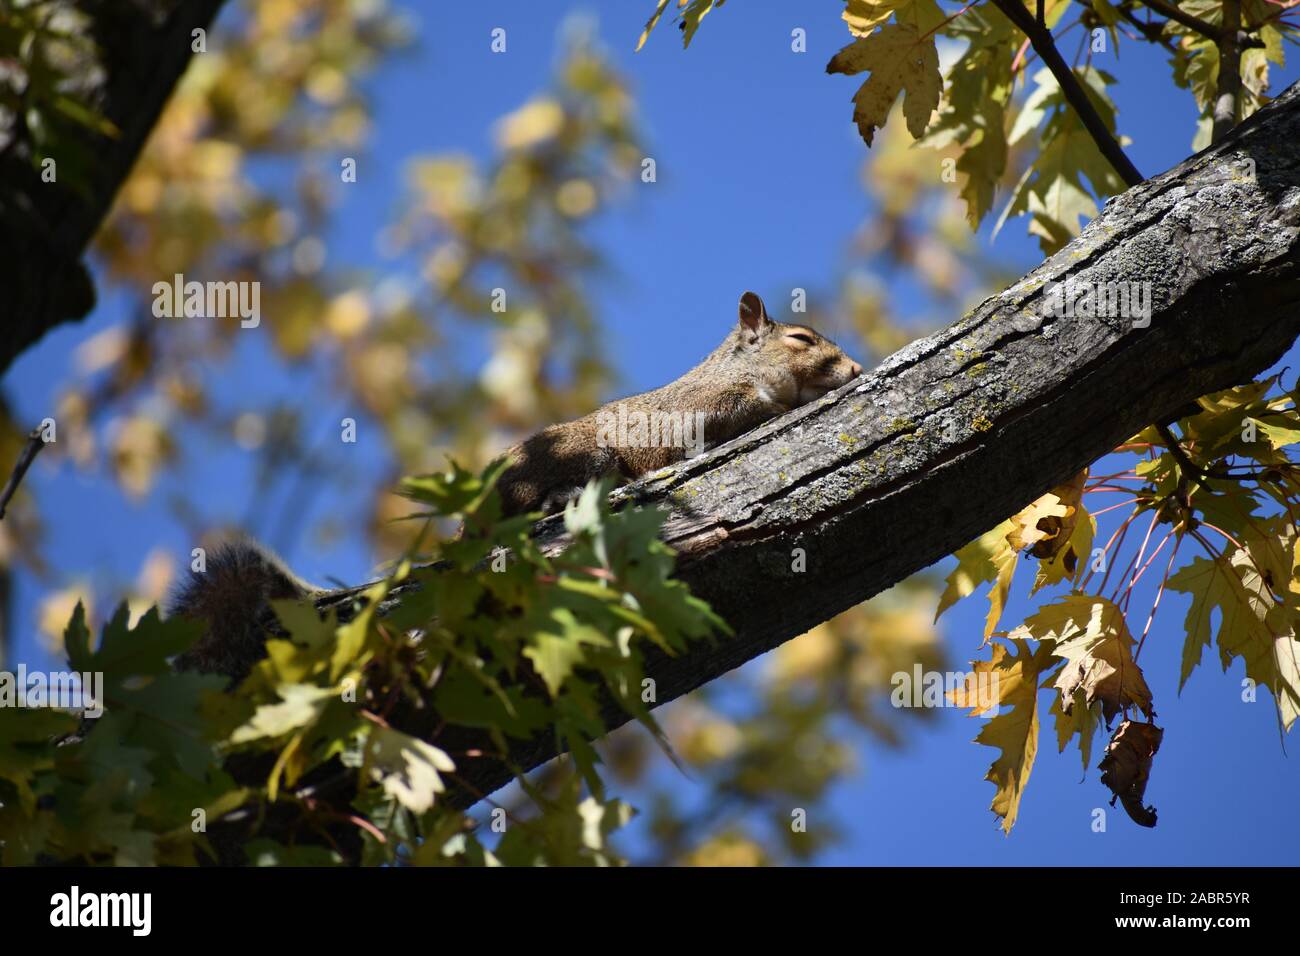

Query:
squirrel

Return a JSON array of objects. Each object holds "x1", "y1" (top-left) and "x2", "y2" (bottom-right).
[
  {"x1": 167, "y1": 291, "x2": 862, "y2": 682},
  {"x1": 495, "y1": 291, "x2": 862, "y2": 515}
]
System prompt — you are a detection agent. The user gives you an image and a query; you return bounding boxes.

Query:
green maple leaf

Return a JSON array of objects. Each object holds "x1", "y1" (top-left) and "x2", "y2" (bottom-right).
[
  {"x1": 66, "y1": 602, "x2": 201, "y2": 679},
  {"x1": 362, "y1": 724, "x2": 455, "y2": 814},
  {"x1": 997, "y1": 66, "x2": 1129, "y2": 253},
  {"x1": 918, "y1": 5, "x2": 1014, "y2": 228},
  {"x1": 0, "y1": 706, "x2": 76, "y2": 813},
  {"x1": 229, "y1": 683, "x2": 338, "y2": 743},
  {"x1": 524, "y1": 607, "x2": 611, "y2": 697}
]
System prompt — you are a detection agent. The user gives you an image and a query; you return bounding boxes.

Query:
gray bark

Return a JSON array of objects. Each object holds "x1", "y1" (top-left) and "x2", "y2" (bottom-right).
[{"x1": 441, "y1": 79, "x2": 1300, "y2": 806}]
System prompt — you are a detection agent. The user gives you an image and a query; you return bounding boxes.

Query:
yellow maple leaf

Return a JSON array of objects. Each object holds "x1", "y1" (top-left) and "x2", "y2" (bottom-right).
[
  {"x1": 949, "y1": 638, "x2": 1056, "y2": 833},
  {"x1": 826, "y1": 20, "x2": 942, "y2": 146},
  {"x1": 1168, "y1": 546, "x2": 1300, "y2": 732},
  {"x1": 1007, "y1": 493, "x2": 1068, "y2": 553},
  {"x1": 841, "y1": 0, "x2": 911, "y2": 37},
  {"x1": 939, "y1": 472, "x2": 1095, "y2": 636},
  {"x1": 1031, "y1": 595, "x2": 1154, "y2": 725},
  {"x1": 935, "y1": 518, "x2": 1018, "y2": 641}
]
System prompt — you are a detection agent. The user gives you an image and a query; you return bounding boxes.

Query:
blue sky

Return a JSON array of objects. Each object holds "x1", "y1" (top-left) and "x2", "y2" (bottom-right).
[{"x1": 6, "y1": 1, "x2": 1299, "y2": 864}]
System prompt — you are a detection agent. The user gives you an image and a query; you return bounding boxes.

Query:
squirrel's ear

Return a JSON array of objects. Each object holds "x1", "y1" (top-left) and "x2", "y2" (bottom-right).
[{"x1": 738, "y1": 291, "x2": 770, "y2": 339}]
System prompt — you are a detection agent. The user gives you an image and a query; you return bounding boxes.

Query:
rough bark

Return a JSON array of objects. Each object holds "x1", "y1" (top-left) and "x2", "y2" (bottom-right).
[
  {"x1": 0, "y1": 0, "x2": 226, "y2": 375},
  {"x1": 437, "y1": 79, "x2": 1300, "y2": 807}
]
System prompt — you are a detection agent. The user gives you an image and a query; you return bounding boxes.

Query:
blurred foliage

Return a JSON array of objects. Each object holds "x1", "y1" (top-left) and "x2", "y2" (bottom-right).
[{"x1": 0, "y1": 0, "x2": 115, "y2": 199}]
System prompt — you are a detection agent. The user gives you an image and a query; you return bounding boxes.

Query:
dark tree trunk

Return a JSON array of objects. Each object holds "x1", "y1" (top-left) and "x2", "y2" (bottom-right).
[{"x1": 0, "y1": 0, "x2": 227, "y2": 375}]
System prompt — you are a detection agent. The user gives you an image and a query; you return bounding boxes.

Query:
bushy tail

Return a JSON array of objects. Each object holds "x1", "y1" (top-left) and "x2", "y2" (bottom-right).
[{"x1": 167, "y1": 536, "x2": 320, "y2": 684}]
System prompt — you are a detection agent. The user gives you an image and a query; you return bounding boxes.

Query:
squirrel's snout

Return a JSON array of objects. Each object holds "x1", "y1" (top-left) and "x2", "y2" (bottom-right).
[{"x1": 848, "y1": 360, "x2": 862, "y2": 378}]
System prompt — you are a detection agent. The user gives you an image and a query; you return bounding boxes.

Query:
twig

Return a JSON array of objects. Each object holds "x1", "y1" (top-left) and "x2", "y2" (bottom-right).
[
  {"x1": 991, "y1": 0, "x2": 1144, "y2": 186},
  {"x1": 1247, "y1": 0, "x2": 1300, "y2": 31},
  {"x1": 1112, "y1": 2, "x2": 1180, "y2": 51},
  {"x1": 0, "y1": 425, "x2": 48, "y2": 520},
  {"x1": 1213, "y1": 0, "x2": 1243, "y2": 143},
  {"x1": 1089, "y1": 498, "x2": 1145, "y2": 517},
  {"x1": 1155, "y1": 422, "x2": 1208, "y2": 490},
  {"x1": 1137, "y1": 0, "x2": 1221, "y2": 40},
  {"x1": 1154, "y1": 421, "x2": 1282, "y2": 489},
  {"x1": 1136, "y1": 526, "x2": 1183, "y2": 658}
]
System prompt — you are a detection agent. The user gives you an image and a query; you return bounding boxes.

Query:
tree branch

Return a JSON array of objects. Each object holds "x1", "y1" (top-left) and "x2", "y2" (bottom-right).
[
  {"x1": 1111, "y1": 3, "x2": 1180, "y2": 51},
  {"x1": 0, "y1": 426, "x2": 48, "y2": 520},
  {"x1": 417, "y1": 80, "x2": 1300, "y2": 808},
  {"x1": 991, "y1": 0, "x2": 1144, "y2": 187},
  {"x1": 1213, "y1": 0, "x2": 1244, "y2": 144},
  {"x1": 1136, "y1": 0, "x2": 1222, "y2": 41}
]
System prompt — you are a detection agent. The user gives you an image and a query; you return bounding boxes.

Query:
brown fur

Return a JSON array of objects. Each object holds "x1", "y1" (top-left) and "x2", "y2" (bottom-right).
[
  {"x1": 169, "y1": 535, "x2": 322, "y2": 684},
  {"x1": 496, "y1": 291, "x2": 862, "y2": 516}
]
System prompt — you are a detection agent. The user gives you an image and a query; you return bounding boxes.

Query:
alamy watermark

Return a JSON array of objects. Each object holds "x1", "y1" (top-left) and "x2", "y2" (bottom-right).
[
  {"x1": 0, "y1": 664, "x2": 103, "y2": 718},
  {"x1": 50, "y1": 886, "x2": 151, "y2": 936},
  {"x1": 152, "y1": 273, "x2": 261, "y2": 328},
  {"x1": 1042, "y1": 277, "x2": 1152, "y2": 328},
  {"x1": 891, "y1": 664, "x2": 1001, "y2": 714},
  {"x1": 595, "y1": 403, "x2": 707, "y2": 456}
]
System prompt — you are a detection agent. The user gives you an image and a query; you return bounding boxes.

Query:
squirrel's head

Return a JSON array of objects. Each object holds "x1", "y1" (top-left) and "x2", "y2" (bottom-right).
[{"x1": 734, "y1": 291, "x2": 863, "y2": 406}]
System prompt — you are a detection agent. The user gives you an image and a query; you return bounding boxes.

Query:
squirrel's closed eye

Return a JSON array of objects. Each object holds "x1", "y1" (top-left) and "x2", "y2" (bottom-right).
[{"x1": 785, "y1": 331, "x2": 816, "y2": 346}]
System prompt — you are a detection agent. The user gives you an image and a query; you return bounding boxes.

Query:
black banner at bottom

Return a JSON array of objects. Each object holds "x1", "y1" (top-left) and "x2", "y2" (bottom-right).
[{"x1": 0, "y1": 865, "x2": 1285, "y2": 941}]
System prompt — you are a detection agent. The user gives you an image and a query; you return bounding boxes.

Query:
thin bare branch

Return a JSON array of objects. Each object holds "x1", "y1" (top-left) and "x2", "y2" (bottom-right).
[
  {"x1": 0, "y1": 426, "x2": 48, "y2": 520},
  {"x1": 992, "y1": 0, "x2": 1144, "y2": 186}
]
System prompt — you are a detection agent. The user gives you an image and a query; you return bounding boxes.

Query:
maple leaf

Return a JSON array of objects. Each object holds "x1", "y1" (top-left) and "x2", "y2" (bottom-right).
[
  {"x1": 1029, "y1": 594, "x2": 1154, "y2": 725},
  {"x1": 1033, "y1": 499, "x2": 1095, "y2": 593},
  {"x1": 1007, "y1": 474, "x2": 1086, "y2": 560},
  {"x1": 841, "y1": 0, "x2": 912, "y2": 37},
  {"x1": 939, "y1": 473, "x2": 1093, "y2": 637},
  {"x1": 362, "y1": 724, "x2": 455, "y2": 814},
  {"x1": 916, "y1": 5, "x2": 1014, "y2": 228},
  {"x1": 1099, "y1": 719, "x2": 1163, "y2": 828},
  {"x1": 635, "y1": 0, "x2": 727, "y2": 51},
  {"x1": 1053, "y1": 686, "x2": 1100, "y2": 772},
  {"x1": 996, "y1": 67, "x2": 1129, "y2": 253},
  {"x1": 935, "y1": 518, "x2": 1018, "y2": 641},
  {"x1": 949, "y1": 638, "x2": 1057, "y2": 834},
  {"x1": 523, "y1": 607, "x2": 611, "y2": 697},
  {"x1": 826, "y1": 3, "x2": 944, "y2": 147},
  {"x1": 1168, "y1": 546, "x2": 1300, "y2": 732}
]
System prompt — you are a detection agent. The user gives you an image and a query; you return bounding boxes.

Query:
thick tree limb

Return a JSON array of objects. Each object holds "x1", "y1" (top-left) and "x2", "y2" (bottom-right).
[
  {"x1": 436, "y1": 79, "x2": 1300, "y2": 807},
  {"x1": 0, "y1": 0, "x2": 226, "y2": 376}
]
